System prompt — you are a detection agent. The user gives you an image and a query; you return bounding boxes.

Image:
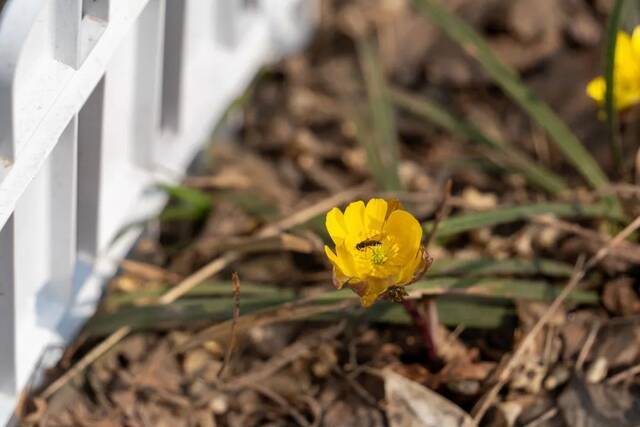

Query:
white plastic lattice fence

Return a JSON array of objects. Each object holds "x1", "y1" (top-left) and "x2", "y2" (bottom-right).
[{"x1": 0, "y1": 0, "x2": 313, "y2": 424}]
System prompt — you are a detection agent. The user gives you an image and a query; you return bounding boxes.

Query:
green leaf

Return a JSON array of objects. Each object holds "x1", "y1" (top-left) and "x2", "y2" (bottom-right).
[
  {"x1": 356, "y1": 40, "x2": 402, "y2": 191},
  {"x1": 410, "y1": 277, "x2": 597, "y2": 303},
  {"x1": 413, "y1": 0, "x2": 611, "y2": 191},
  {"x1": 366, "y1": 298, "x2": 515, "y2": 328},
  {"x1": 88, "y1": 276, "x2": 597, "y2": 335},
  {"x1": 317, "y1": 297, "x2": 516, "y2": 329},
  {"x1": 158, "y1": 183, "x2": 212, "y2": 221},
  {"x1": 86, "y1": 297, "x2": 294, "y2": 336},
  {"x1": 391, "y1": 88, "x2": 568, "y2": 195},
  {"x1": 429, "y1": 257, "x2": 574, "y2": 277},
  {"x1": 105, "y1": 280, "x2": 294, "y2": 310},
  {"x1": 424, "y1": 200, "x2": 623, "y2": 239},
  {"x1": 604, "y1": 0, "x2": 625, "y2": 169}
]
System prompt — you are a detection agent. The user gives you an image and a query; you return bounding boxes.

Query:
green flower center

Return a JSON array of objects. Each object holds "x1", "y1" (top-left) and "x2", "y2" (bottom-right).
[{"x1": 370, "y1": 246, "x2": 387, "y2": 265}]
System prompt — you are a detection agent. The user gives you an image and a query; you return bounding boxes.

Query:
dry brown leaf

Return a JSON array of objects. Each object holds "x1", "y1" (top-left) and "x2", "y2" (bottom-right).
[
  {"x1": 558, "y1": 378, "x2": 640, "y2": 427},
  {"x1": 383, "y1": 369, "x2": 473, "y2": 427}
]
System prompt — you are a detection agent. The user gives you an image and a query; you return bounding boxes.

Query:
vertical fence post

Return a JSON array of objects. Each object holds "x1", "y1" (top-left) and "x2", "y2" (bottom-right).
[
  {"x1": 0, "y1": 218, "x2": 15, "y2": 397},
  {"x1": 133, "y1": 0, "x2": 165, "y2": 167},
  {"x1": 77, "y1": 78, "x2": 105, "y2": 259},
  {"x1": 55, "y1": 0, "x2": 82, "y2": 69},
  {"x1": 161, "y1": 0, "x2": 185, "y2": 132},
  {"x1": 48, "y1": 119, "x2": 78, "y2": 309}
]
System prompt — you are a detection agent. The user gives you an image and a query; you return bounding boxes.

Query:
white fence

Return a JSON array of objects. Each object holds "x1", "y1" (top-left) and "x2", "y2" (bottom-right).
[{"x1": 0, "y1": 0, "x2": 312, "y2": 424}]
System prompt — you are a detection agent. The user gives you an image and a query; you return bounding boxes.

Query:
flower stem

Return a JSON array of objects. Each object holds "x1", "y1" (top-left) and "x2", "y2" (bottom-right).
[{"x1": 401, "y1": 297, "x2": 443, "y2": 367}]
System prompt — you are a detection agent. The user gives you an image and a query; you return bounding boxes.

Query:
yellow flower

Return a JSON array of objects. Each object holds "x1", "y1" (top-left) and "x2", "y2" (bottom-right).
[
  {"x1": 324, "y1": 198, "x2": 431, "y2": 307},
  {"x1": 587, "y1": 26, "x2": 640, "y2": 111}
]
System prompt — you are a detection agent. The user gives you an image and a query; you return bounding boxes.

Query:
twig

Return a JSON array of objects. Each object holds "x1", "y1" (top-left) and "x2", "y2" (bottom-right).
[
  {"x1": 217, "y1": 273, "x2": 241, "y2": 379},
  {"x1": 424, "y1": 179, "x2": 453, "y2": 248},
  {"x1": 575, "y1": 321, "x2": 601, "y2": 372},
  {"x1": 607, "y1": 362, "x2": 640, "y2": 385},
  {"x1": 41, "y1": 327, "x2": 131, "y2": 399},
  {"x1": 523, "y1": 407, "x2": 559, "y2": 427},
  {"x1": 333, "y1": 366, "x2": 378, "y2": 406},
  {"x1": 257, "y1": 184, "x2": 372, "y2": 237},
  {"x1": 300, "y1": 395, "x2": 323, "y2": 427},
  {"x1": 159, "y1": 252, "x2": 241, "y2": 304},
  {"x1": 534, "y1": 216, "x2": 640, "y2": 264},
  {"x1": 119, "y1": 259, "x2": 182, "y2": 283},
  {"x1": 249, "y1": 383, "x2": 311, "y2": 427},
  {"x1": 471, "y1": 214, "x2": 640, "y2": 424},
  {"x1": 607, "y1": 182, "x2": 640, "y2": 197}
]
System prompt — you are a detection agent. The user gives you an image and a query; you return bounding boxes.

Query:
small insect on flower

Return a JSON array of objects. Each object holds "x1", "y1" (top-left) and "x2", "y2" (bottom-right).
[
  {"x1": 324, "y1": 198, "x2": 432, "y2": 307},
  {"x1": 587, "y1": 26, "x2": 640, "y2": 111}
]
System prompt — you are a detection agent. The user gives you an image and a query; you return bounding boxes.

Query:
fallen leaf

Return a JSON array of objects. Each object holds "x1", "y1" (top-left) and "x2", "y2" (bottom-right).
[
  {"x1": 383, "y1": 369, "x2": 473, "y2": 427},
  {"x1": 558, "y1": 377, "x2": 640, "y2": 427}
]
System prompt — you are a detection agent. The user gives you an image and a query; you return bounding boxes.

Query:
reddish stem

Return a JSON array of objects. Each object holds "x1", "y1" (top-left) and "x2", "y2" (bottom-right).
[{"x1": 402, "y1": 298, "x2": 443, "y2": 367}]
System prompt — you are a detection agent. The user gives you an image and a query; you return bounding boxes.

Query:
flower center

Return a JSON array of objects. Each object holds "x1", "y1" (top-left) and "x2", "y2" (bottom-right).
[{"x1": 370, "y1": 246, "x2": 387, "y2": 265}]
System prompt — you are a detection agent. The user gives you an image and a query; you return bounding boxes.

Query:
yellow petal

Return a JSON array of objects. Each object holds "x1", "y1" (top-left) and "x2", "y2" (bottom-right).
[
  {"x1": 324, "y1": 245, "x2": 339, "y2": 265},
  {"x1": 326, "y1": 245, "x2": 349, "y2": 289},
  {"x1": 632, "y1": 26, "x2": 640, "y2": 58},
  {"x1": 615, "y1": 31, "x2": 640, "y2": 78},
  {"x1": 326, "y1": 207, "x2": 347, "y2": 245},
  {"x1": 383, "y1": 210, "x2": 422, "y2": 259},
  {"x1": 335, "y1": 243, "x2": 357, "y2": 277},
  {"x1": 397, "y1": 248, "x2": 424, "y2": 284},
  {"x1": 344, "y1": 200, "x2": 366, "y2": 238},
  {"x1": 325, "y1": 244, "x2": 357, "y2": 279},
  {"x1": 616, "y1": 31, "x2": 634, "y2": 64},
  {"x1": 586, "y1": 76, "x2": 605, "y2": 104},
  {"x1": 359, "y1": 278, "x2": 390, "y2": 307},
  {"x1": 364, "y1": 198, "x2": 388, "y2": 233}
]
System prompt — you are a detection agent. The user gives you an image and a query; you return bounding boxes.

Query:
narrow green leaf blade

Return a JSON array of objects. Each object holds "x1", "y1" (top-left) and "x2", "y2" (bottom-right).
[
  {"x1": 391, "y1": 87, "x2": 568, "y2": 195},
  {"x1": 356, "y1": 40, "x2": 402, "y2": 191},
  {"x1": 604, "y1": 0, "x2": 625, "y2": 168},
  {"x1": 429, "y1": 257, "x2": 574, "y2": 277},
  {"x1": 424, "y1": 201, "x2": 623, "y2": 238},
  {"x1": 410, "y1": 277, "x2": 597, "y2": 303},
  {"x1": 413, "y1": 0, "x2": 611, "y2": 191},
  {"x1": 88, "y1": 277, "x2": 597, "y2": 335},
  {"x1": 158, "y1": 183, "x2": 212, "y2": 221}
]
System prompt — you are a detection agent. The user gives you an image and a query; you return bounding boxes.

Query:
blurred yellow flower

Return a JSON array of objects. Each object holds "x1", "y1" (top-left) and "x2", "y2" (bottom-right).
[
  {"x1": 324, "y1": 198, "x2": 431, "y2": 307},
  {"x1": 587, "y1": 26, "x2": 640, "y2": 111}
]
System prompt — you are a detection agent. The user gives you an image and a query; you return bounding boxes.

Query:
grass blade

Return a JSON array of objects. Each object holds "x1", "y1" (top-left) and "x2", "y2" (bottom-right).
[
  {"x1": 391, "y1": 88, "x2": 568, "y2": 195},
  {"x1": 424, "y1": 200, "x2": 623, "y2": 239},
  {"x1": 356, "y1": 40, "x2": 402, "y2": 191},
  {"x1": 410, "y1": 277, "x2": 597, "y2": 303},
  {"x1": 604, "y1": 0, "x2": 625, "y2": 170},
  {"x1": 364, "y1": 298, "x2": 515, "y2": 329},
  {"x1": 413, "y1": 0, "x2": 611, "y2": 191},
  {"x1": 105, "y1": 280, "x2": 294, "y2": 310},
  {"x1": 429, "y1": 257, "x2": 574, "y2": 277},
  {"x1": 159, "y1": 183, "x2": 212, "y2": 221},
  {"x1": 88, "y1": 276, "x2": 597, "y2": 335}
]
